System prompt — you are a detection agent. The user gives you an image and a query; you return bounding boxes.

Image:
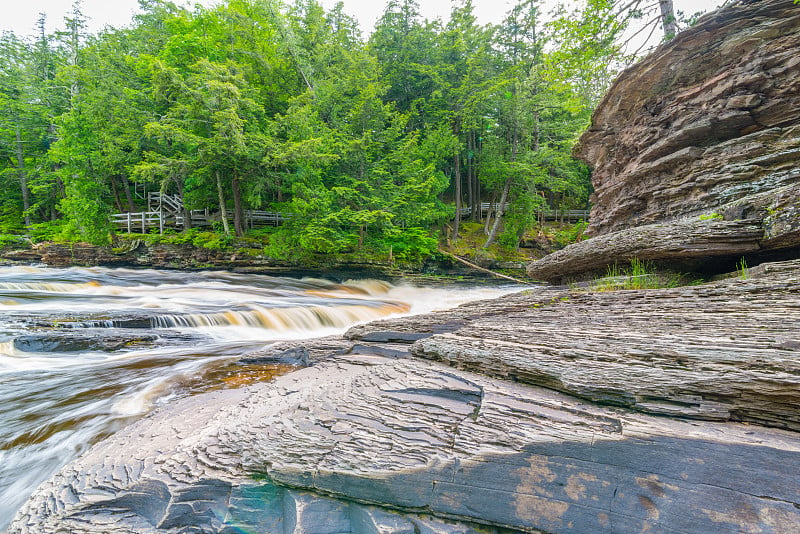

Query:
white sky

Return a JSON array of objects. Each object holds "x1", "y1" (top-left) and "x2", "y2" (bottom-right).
[{"x1": 2, "y1": 0, "x2": 724, "y2": 38}]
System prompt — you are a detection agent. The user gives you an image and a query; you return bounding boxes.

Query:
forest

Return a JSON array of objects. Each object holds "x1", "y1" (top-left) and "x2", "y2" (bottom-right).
[{"x1": 0, "y1": 0, "x2": 669, "y2": 260}]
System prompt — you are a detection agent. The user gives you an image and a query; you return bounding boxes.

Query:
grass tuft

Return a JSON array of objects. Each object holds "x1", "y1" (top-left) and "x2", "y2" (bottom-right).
[
  {"x1": 587, "y1": 258, "x2": 682, "y2": 291},
  {"x1": 737, "y1": 257, "x2": 749, "y2": 280}
]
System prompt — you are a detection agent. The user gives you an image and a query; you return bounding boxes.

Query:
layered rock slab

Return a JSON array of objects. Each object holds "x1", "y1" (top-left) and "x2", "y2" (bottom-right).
[
  {"x1": 577, "y1": 0, "x2": 800, "y2": 236},
  {"x1": 524, "y1": 217, "x2": 764, "y2": 282},
  {"x1": 529, "y1": 0, "x2": 800, "y2": 281},
  {"x1": 9, "y1": 352, "x2": 800, "y2": 534},
  {"x1": 356, "y1": 261, "x2": 800, "y2": 432}
]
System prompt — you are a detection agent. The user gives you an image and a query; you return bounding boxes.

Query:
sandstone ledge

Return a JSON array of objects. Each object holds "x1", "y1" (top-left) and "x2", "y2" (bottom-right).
[
  {"x1": 576, "y1": 0, "x2": 800, "y2": 236},
  {"x1": 525, "y1": 217, "x2": 763, "y2": 283},
  {"x1": 10, "y1": 261, "x2": 800, "y2": 533},
  {"x1": 10, "y1": 354, "x2": 800, "y2": 534},
  {"x1": 526, "y1": 180, "x2": 800, "y2": 283}
]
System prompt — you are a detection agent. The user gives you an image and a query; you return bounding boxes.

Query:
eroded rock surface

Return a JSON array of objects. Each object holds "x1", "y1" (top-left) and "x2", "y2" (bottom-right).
[
  {"x1": 352, "y1": 260, "x2": 800, "y2": 432},
  {"x1": 529, "y1": 0, "x2": 800, "y2": 281},
  {"x1": 10, "y1": 260, "x2": 800, "y2": 533},
  {"x1": 580, "y1": 0, "x2": 800, "y2": 236},
  {"x1": 10, "y1": 353, "x2": 800, "y2": 534}
]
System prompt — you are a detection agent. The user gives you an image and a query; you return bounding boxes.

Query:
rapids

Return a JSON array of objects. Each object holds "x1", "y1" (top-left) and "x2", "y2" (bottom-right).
[{"x1": 0, "y1": 265, "x2": 520, "y2": 527}]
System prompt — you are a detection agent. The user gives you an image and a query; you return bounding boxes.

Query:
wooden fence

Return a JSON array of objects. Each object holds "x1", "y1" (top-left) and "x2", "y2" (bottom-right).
[
  {"x1": 111, "y1": 194, "x2": 587, "y2": 234},
  {"x1": 458, "y1": 203, "x2": 589, "y2": 221}
]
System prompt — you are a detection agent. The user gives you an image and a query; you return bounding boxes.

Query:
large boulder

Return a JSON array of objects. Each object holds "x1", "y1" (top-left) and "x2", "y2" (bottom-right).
[{"x1": 529, "y1": 0, "x2": 800, "y2": 282}]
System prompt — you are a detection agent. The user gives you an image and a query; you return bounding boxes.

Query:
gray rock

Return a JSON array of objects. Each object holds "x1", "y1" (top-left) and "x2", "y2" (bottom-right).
[
  {"x1": 9, "y1": 318, "x2": 800, "y2": 532},
  {"x1": 535, "y1": 0, "x2": 800, "y2": 280},
  {"x1": 13, "y1": 332, "x2": 158, "y2": 352},
  {"x1": 526, "y1": 217, "x2": 764, "y2": 283}
]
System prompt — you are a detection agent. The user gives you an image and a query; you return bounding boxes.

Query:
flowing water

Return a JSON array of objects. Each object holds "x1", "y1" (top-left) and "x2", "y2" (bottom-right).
[{"x1": 0, "y1": 265, "x2": 519, "y2": 526}]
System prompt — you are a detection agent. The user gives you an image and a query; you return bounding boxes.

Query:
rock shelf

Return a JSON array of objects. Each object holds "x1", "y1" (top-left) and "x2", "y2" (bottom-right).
[
  {"x1": 10, "y1": 260, "x2": 800, "y2": 533},
  {"x1": 529, "y1": 0, "x2": 800, "y2": 282}
]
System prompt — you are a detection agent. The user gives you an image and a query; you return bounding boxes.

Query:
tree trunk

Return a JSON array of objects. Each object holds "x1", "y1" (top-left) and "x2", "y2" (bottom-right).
[
  {"x1": 475, "y1": 130, "x2": 482, "y2": 222},
  {"x1": 467, "y1": 131, "x2": 474, "y2": 221},
  {"x1": 175, "y1": 180, "x2": 192, "y2": 230},
  {"x1": 15, "y1": 125, "x2": 31, "y2": 228},
  {"x1": 475, "y1": 165, "x2": 481, "y2": 222},
  {"x1": 215, "y1": 170, "x2": 230, "y2": 236},
  {"x1": 120, "y1": 175, "x2": 136, "y2": 212},
  {"x1": 54, "y1": 170, "x2": 66, "y2": 200},
  {"x1": 453, "y1": 151, "x2": 462, "y2": 240},
  {"x1": 232, "y1": 173, "x2": 244, "y2": 237},
  {"x1": 484, "y1": 191, "x2": 497, "y2": 236},
  {"x1": 659, "y1": 0, "x2": 678, "y2": 40},
  {"x1": 109, "y1": 176, "x2": 124, "y2": 212},
  {"x1": 452, "y1": 119, "x2": 462, "y2": 240},
  {"x1": 483, "y1": 177, "x2": 512, "y2": 249}
]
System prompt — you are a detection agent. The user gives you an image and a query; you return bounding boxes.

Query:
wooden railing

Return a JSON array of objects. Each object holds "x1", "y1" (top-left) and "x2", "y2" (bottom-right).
[
  {"x1": 112, "y1": 194, "x2": 586, "y2": 234},
  {"x1": 111, "y1": 211, "x2": 165, "y2": 234},
  {"x1": 111, "y1": 209, "x2": 292, "y2": 233},
  {"x1": 458, "y1": 203, "x2": 589, "y2": 221}
]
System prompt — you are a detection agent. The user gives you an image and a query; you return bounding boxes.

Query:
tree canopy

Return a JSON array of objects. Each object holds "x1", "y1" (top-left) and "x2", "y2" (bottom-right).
[{"x1": 0, "y1": 0, "x2": 643, "y2": 258}]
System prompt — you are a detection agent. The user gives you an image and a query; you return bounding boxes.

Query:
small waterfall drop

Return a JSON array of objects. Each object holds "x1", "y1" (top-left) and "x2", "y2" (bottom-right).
[{"x1": 0, "y1": 265, "x2": 524, "y2": 528}]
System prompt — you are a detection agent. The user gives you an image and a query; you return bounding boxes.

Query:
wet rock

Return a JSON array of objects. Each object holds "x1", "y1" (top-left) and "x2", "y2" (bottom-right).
[
  {"x1": 354, "y1": 331, "x2": 433, "y2": 343},
  {"x1": 9, "y1": 260, "x2": 800, "y2": 533},
  {"x1": 14, "y1": 333, "x2": 158, "y2": 353},
  {"x1": 238, "y1": 347, "x2": 311, "y2": 366}
]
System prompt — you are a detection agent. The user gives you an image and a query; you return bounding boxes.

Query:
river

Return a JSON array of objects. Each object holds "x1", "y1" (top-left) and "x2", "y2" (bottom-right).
[{"x1": 0, "y1": 265, "x2": 519, "y2": 527}]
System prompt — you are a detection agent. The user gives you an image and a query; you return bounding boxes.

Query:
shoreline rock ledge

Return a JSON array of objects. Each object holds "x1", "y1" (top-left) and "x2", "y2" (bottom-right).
[
  {"x1": 9, "y1": 259, "x2": 800, "y2": 533},
  {"x1": 528, "y1": 0, "x2": 800, "y2": 283}
]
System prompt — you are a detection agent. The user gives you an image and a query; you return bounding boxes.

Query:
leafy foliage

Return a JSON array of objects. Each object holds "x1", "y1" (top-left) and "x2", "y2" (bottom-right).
[{"x1": 0, "y1": 0, "x2": 637, "y2": 256}]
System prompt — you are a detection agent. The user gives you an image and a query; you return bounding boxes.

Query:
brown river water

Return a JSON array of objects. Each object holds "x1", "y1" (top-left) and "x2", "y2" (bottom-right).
[{"x1": 0, "y1": 266, "x2": 520, "y2": 527}]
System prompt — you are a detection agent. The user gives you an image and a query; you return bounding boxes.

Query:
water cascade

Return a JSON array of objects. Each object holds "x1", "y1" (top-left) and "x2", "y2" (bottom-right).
[{"x1": 0, "y1": 266, "x2": 519, "y2": 527}]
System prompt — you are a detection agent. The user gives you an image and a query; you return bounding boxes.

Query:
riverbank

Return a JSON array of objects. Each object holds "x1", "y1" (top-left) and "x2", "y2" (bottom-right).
[
  {"x1": 9, "y1": 258, "x2": 800, "y2": 533},
  {"x1": 0, "y1": 237, "x2": 544, "y2": 285}
]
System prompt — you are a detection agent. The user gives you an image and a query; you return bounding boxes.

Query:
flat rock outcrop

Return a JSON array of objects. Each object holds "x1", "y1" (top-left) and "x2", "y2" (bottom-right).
[
  {"x1": 11, "y1": 260, "x2": 800, "y2": 533},
  {"x1": 529, "y1": 0, "x2": 800, "y2": 282}
]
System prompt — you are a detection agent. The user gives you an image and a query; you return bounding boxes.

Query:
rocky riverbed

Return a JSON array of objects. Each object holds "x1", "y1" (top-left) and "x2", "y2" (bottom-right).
[{"x1": 9, "y1": 259, "x2": 800, "y2": 533}]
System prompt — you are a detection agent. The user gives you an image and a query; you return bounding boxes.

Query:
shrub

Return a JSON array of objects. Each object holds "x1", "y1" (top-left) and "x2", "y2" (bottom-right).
[{"x1": 554, "y1": 220, "x2": 588, "y2": 248}]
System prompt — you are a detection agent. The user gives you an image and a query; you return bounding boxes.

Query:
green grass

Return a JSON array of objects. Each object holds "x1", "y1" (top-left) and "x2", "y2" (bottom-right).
[
  {"x1": 444, "y1": 222, "x2": 530, "y2": 263},
  {"x1": 737, "y1": 257, "x2": 749, "y2": 280},
  {"x1": 587, "y1": 258, "x2": 683, "y2": 291}
]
